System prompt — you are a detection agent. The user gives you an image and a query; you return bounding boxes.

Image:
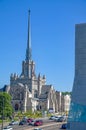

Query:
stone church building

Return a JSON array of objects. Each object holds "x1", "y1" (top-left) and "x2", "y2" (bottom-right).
[
  {"x1": 0, "y1": 11, "x2": 71, "y2": 113},
  {"x1": 8, "y1": 10, "x2": 58, "y2": 113}
]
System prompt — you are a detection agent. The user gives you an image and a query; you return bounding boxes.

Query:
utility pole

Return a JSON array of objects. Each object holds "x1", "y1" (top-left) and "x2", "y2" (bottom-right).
[{"x1": 1, "y1": 95, "x2": 4, "y2": 130}]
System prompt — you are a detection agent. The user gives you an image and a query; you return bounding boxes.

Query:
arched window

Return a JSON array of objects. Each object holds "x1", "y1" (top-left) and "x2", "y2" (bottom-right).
[{"x1": 15, "y1": 103, "x2": 19, "y2": 111}]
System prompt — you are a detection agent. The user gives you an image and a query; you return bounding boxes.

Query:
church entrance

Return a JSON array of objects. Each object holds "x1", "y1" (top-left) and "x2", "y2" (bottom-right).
[{"x1": 15, "y1": 103, "x2": 19, "y2": 111}]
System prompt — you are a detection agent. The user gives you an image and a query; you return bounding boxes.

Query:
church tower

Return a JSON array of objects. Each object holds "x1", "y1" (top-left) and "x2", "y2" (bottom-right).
[
  {"x1": 21, "y1": 10, "x2": 35, "y2": 78},
  {"x1": 9, "y1": 10, "x2": 58, "y2": 113},
  {"x1": 10, "y1": 10, "x2": 46, "y2": 100}
]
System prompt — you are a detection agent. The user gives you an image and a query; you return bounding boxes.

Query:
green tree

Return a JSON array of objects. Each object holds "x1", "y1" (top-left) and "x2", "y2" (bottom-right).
[
  {"x1": 62, "y1": 91, "x2": 71, "y2": 96},
  {"x1": 0, "y1": 92, "x2": 13, "y2": 118}
]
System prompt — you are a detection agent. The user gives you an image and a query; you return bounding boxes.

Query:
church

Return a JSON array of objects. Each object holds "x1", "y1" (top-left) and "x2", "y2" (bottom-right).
[{"x1": 9, "y1": 10, "x2": 58, "y2": 113}]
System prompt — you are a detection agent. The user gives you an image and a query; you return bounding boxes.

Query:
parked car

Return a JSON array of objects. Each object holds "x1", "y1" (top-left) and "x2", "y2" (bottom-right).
[
  {"x1": 34, "y1": 120, "x2": 43, "y2": 126},
  {"x1": 9, "y1": 120, "x2": 19, "y2": 125},
  {"x1": 29, "y1": 120, "x2": 36, "y2": 125},
  {"x1": 19, "y1": 120, "x2": 27, "y2": 125},
  {"x1": 60, "y1": 123, "x2": 67, "y2": 129},
  {"x1": 34, "y1": 128, "x2": 43, "y2": 130},
  {"x1": 57, "y1": 116, "x2": 67, "y2": 122},
  {"x1": 54, "y1": 116, "x2": 60, "y2": 121},
  {"x1": 3, "y1": 125, "x2": 13, "y2": 130},
  {"x1": 27, "y1": 118, "x2": 34, "y2": 123},
  {"x1": 49, "y1": 115, "x2": 56, "y2": 120}
]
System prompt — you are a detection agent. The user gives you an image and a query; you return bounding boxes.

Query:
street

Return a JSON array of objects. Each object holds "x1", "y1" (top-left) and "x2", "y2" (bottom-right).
[
  {"x1": 12, "y1": 120, "x2": 64, "y2": 130},
  {"x1": 0, "y1": 117, "x2": 66, "y2": 130}
]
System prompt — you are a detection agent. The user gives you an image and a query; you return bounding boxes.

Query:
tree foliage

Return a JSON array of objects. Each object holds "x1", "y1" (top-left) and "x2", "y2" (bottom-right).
[
  {"x1": 0, "y1": 92, "x2": 13, "y2": 117},
  {"x1": 62, "y1": 91, "x2": 71, "y2": 95}
]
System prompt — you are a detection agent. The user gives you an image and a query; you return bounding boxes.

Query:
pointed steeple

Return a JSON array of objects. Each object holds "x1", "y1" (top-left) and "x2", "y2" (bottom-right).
[{"x1": 26, "y1": 9, "x2": 32, "y2": 61}]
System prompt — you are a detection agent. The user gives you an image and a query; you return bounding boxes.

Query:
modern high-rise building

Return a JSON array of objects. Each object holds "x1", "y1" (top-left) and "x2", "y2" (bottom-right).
[{"x1": 67, "y1": 23, "x2": 86, "y2": 130}]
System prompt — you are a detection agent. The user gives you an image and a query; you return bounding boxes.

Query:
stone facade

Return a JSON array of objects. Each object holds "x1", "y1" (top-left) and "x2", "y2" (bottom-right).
[
  {"x1": 62, "y1": 94, "x2": 71, "y2": 112},
  {"x1": 56, "y1": 91, "x2": 71, "y2": 114},
  {"x1": 39, "y1": 85, "x2": 58, "y2": 112},
  {"x1": 56, "y1": 91, "x2": 62, "y2": 112},
  {"x1": 0, "y1": 11, "x2": 71, "y2": 113},
  {"x1": 9, "y1": 11, "x2": 58, "y2": 113}
]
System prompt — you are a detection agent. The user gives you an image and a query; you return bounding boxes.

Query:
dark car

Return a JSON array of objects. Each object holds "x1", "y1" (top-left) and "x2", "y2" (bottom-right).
[
  {"x1": 19, "y1": 121, "x2": 26, "y2": 125},
  {"x1": 60, "y1": 123, "x2": 67, "y2": 129},
  {"x1": 27, "y1": 118, "x2": 34, "y2": 123},
  {"x1": 34, "y1": 120, "x2": 43, "y2": 126},
  {"x1": 57, "y1": 116, "x2": 67, "y2": 122}
]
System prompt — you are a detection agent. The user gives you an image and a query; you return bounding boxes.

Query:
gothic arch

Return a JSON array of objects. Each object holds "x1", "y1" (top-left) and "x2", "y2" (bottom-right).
[{"x1": 15, "y1": 103, "x2": 19, "y2": 111}]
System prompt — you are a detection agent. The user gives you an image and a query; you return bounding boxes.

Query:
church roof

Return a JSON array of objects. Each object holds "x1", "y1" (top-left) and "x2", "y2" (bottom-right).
[{"x1": 39, "y1": 85, "x2": 52, "y2": 99}]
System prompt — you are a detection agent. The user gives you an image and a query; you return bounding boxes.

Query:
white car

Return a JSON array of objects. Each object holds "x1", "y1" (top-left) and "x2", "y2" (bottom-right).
[
  {"x1": 34, "y1": 128, "x2": 43, "y2": 130},
  {"x1": 54, "y1": 116, "x2": 60, "y2": 121},
  {"x1": 49, "y1": 115, "x2": 59, "y2": 120},
  {"x1": 9, "y1": 120, "x2": 19, "y2": 125},
  {"x1": 3, "y1": 125, "x2": 13, "y2": 130},
  {"x1": 49, "y1": 115, "x2": 56, "y2": 120}
]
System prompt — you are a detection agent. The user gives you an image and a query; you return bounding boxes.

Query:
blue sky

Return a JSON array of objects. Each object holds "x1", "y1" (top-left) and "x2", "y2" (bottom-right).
[{"x1": 0, "y1": 0, "x2": 86, "y2": 92}]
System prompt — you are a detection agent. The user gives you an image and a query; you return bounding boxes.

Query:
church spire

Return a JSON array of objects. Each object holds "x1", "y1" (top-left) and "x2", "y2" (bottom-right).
[{"x1": 26, "y1": 9, "x2": 32, "y2": 61}]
